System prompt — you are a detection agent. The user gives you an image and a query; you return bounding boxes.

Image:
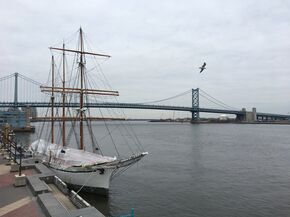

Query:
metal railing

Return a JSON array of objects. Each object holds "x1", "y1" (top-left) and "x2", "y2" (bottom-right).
[{"x1": 0, "y1": 128, "x2": 24, "y2": 176}]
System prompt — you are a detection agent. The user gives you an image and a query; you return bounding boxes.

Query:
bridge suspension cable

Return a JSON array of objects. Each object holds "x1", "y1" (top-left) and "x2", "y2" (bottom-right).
[
  {"x1": 0, "y1": 73, "x2": 43, "y2": 86},
  {"x1": 0, "y1": 73, "x2": 14, "y2": 82},
  {"x1": 0, "y1": 72, "x2": 46, "y2": 103},
  {"x1": 18, "y1": 73, "x2": 43, "y2": 86},
  {"x1": 199, "y1": 89, "x2": 239, "y2": 110},
  {"x1": 134, "y1": 89, "x2": 192, "y2": 104}
]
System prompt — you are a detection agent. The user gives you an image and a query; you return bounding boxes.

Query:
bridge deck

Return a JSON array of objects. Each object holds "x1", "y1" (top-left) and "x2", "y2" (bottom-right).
[{"x1": 0, "y1": 102, "x2": 289, "y2": 119}]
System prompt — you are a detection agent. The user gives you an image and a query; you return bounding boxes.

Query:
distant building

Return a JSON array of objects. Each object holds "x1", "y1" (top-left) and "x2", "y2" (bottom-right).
[
  {"x1": 0, "y1": 109, "x2": 27, "y2": 128},
  {"x1": 21, "y1": 107, "x2": 37, "y2": 119},
  {"x1": 219, "y1": 114, "x2": 229, "y2": 121},
  {"x1": 0, "y1": 107, "x2": 36, "y2": 132}
]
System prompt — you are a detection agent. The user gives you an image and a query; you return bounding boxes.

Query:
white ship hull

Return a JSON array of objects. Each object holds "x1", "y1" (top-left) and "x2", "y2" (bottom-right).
[
  {"x1": 30, "y1": 140, "x2": 148, "y2": 194},
  {"x1": 50, "y1": 166, "x2": 115, "y2": 194}
]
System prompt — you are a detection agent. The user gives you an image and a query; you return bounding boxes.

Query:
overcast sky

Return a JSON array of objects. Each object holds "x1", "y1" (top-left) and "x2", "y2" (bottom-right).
[{"x1": 1, "y1": 0, "x2": 290, "y2": 118}]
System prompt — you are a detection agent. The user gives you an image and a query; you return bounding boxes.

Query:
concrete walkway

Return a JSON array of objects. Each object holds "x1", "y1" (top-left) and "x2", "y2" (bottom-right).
[
  {"x1": 0, "y1": 154, "x2": 45, "y2": 217},
  {"x1": 0, "y1": 197, "x2": 31, "y2": 216},
  {"x1": 0, "y1": 165, "x2": 10, "y2": 176}
]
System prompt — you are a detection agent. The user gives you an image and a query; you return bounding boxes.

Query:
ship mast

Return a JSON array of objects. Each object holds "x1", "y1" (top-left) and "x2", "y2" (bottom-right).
[
  {"x1": 79, "y1": 28, "x2": 84, "y2": 150},
  {"x1": 51, "y1": 55, "x2": 55, "y2": 144},
  {"x1": 62, "y1": 43, "x2": 66, "y2": 146},
  {"x1": 44, "y1": 28, "x2": 117, "y2": 150}
]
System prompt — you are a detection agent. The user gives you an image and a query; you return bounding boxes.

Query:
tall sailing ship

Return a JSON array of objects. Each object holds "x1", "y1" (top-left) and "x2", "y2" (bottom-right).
[{"x1": 29, "y1": 28, "x2": 148, "y2": 194}]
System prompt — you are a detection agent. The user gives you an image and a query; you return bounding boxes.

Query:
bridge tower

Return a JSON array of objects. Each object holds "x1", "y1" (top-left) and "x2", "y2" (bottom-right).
[
  {"x1": 191, "y1": 88, "x2": 199, "y2": 122},
  {"x1": 14, "y1": 72, "x2": 18, "y2": 109}
]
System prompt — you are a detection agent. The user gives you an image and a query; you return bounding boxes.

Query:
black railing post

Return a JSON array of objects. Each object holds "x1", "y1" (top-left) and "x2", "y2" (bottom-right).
[
  {"x1": 9, "y1": 136, "x2": 12, "y2": 160},
  {"x1": 0, "y1": 132, "x2": 2, "y2": 149},
  {"x1": 14, "y1": 141, "x2": 17, "y2": 163},
  {"x1": 19, "y1": 145, "x2": 22, "y2": 176}
]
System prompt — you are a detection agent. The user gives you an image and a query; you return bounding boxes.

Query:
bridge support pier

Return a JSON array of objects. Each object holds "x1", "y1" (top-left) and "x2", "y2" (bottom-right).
[
  {"x1": 191, "y1": 88, "x2": 199, "y2": 123},
  {"x1": 237, "y1": 108, "x2": 257, "y2": 122}
]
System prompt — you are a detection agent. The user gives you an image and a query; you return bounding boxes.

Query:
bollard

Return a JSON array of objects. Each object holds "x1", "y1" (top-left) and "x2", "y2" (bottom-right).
[{"x1": 14, "y1": 144, "x2": 26, "y2": 187}]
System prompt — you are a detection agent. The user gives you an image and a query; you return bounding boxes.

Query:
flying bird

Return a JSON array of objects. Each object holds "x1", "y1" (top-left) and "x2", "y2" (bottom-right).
[{"x1": 199, "y1": 62, "x2": 206, "y2": 73}]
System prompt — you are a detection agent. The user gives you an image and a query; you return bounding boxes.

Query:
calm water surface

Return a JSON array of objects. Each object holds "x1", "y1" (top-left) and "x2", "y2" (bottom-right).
[{"x1": 18, "y1": 123, "x2": 290, "y2": 217}]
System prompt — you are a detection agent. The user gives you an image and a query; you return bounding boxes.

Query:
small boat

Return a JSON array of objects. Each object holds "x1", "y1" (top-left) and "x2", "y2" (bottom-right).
[{"x1": 29, "y1": 28, "x2": 148, "y2": 195}]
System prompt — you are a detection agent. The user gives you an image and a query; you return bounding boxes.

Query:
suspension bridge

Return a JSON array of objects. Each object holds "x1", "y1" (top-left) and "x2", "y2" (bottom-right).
[{"x1": 0, "y1": 73, "x2": 289, "y2": 122}]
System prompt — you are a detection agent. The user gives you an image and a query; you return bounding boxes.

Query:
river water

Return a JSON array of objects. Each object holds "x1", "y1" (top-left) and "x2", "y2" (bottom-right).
[{"x1": 18, "y1": 122, "x2": 290, "y2": 217}]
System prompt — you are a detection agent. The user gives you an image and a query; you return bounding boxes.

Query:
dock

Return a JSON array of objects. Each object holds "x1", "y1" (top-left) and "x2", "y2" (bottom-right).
[{"x1": 0, "y1": 147, "x2": 105, "y2": 217}]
